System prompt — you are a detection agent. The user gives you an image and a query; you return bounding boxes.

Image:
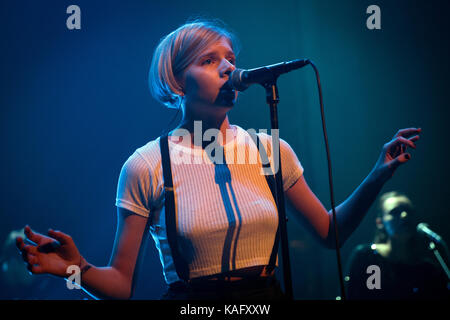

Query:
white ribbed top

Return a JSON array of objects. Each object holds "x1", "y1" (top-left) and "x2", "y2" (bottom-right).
[{"x1": 115, "y1": 125, "x2": 303, "y2": 284}]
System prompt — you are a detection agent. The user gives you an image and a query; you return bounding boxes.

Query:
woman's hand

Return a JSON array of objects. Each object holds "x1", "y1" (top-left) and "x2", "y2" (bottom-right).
[
  {"x1": 16, "y1": 225, "x2": 82, "y2": 278},
  {"x1": 373, "y1": 127, "x2": 421, "y2": 183}
]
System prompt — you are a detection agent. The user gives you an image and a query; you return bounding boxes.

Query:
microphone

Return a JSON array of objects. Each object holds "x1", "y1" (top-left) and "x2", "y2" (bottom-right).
[
  {"x1": 229, "y1": 59, "x2": 310, "y2": 91},
  {"x1": 417, "y1": 223, "x2": 443, "y2": 244}
]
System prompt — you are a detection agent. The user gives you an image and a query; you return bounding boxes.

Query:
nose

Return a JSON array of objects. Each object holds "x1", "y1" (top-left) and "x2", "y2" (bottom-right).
[{"x1": 220, "y1": 59, "x2": 235, "y2": 78}]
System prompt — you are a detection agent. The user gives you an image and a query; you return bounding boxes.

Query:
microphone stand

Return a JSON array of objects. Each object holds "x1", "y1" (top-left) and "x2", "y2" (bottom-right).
[
  {"x1": 257, "y1": 61, "x2": 346, "y2": 300},
  {"x1": 428, "y1": 241, "x2": 450, "y2": 280},
  {"x1": 263, "y1": 80, "x2": 294, "y2": 300}
]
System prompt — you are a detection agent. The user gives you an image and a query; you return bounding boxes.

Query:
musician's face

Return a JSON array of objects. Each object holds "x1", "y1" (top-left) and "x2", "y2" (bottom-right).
[
  {"x1": 382, "y1": 196, "x2": 415, "y2": 237},
  {"x1": 179, "y1": 37, "x2": 238, "y2": 116}
]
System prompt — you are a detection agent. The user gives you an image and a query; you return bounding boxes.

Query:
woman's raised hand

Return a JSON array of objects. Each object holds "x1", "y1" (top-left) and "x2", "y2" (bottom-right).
[
  {"x1": 374, "y1": 127, "x2": 421, "y2": 182},
  {"x1": 16, "y1": 225, "x2": 82, "y2": 277}
]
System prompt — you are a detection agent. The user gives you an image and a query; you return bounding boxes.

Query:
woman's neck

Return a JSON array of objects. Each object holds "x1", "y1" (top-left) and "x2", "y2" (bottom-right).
[
  {"x1": 178, "y1": 113, "x2": 230, "y2": 132},
  {"x1": 170, "y1": 112, "x2": 235, "y2": 148}
]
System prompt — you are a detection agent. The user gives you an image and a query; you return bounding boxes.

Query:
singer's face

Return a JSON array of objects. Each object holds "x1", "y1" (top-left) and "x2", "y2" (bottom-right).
[
  {"x1": 179, "y1": 38, "x2": 238, "y2": 116},
  {"x1": 382, "y1": 196, "x2": 415, "y2": 237}
]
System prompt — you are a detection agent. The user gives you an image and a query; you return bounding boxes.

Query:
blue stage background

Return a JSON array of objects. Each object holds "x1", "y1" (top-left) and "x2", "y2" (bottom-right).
[{"x1": 1, "y1": 0, "x2": 448, "y2": 299}]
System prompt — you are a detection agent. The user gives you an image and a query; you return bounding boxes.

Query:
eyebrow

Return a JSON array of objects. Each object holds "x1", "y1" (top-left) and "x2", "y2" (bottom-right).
[{"x1": 199, "y1": 49, "x2": 235, "y2": 59}]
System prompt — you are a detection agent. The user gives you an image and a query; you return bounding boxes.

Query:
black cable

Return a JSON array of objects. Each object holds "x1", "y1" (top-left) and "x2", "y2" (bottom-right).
[{"x1": 308, "y1": 60, "x2": 346, "y2": 300}]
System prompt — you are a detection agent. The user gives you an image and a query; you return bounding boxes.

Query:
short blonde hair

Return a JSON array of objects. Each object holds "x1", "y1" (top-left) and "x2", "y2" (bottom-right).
[{"x1": 149, "y1": 19, "x2": 240, "y2": 109}]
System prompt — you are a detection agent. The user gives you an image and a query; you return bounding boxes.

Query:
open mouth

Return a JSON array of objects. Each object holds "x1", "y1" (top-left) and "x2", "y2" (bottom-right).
[
  {"x1": 216, "y1": 89, "x2": 236, "y2": 106},
  {"x1": 217, "y1": 81, "x2": 237, "y2": 104},
  {"x1": 221, "y1": 79, "x2": 234, "y2": 90},
  {"x1": 219, "y1": 83, "x2": 236, "y2": 96}
]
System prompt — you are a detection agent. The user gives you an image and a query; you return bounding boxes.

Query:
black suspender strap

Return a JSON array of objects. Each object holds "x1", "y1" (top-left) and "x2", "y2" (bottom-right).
[
  {"x1": 252, "y1": 134, "x2": 280, "y2": 273},
  {"x1": 159, "y1": 134, "x2": 189, "y2": 282},
  {"x1": 159, "y1": 133, "x2": 281, "y2": 282}
]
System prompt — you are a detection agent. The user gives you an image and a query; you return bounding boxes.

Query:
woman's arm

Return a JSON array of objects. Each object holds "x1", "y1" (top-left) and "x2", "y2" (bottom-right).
[
  {"x1": 16, "y1": 207, "x2": 149, "y2": 299},
  {"x1": 285, "y1": 128, "x2": 421, "y2": 248},
  {"x1": 77, "y1": 208, "x2": 149, "y2": 299},
  {"x1": 285, "y1": 169, "x2": 383, "y2": 248}
]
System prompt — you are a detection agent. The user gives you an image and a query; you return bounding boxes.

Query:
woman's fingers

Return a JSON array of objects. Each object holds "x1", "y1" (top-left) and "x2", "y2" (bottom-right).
[
  {"x1": 394, "y1": 152, "x2": 411, "y2": 167},
  {"x1": 20, "y1": 245, "x2": 50, "y2": 275},
  {"x1": 47, "y1": 229, "x2": 72, "y2": 246},
  {"x1": 27, "y1": 263, "x2": 45, "y2": 275},
  {"x1": 16, "y1": 236, "x2": 25, "y2": 250},
  {"x1": 27, "y1": 253, "x2": 39, "y2": 265},
  {"x1": 17, "y1": 227, "x2": 74, "y2": 276},
  {"x1": 21, "y1": 226, "x2": 56, "y2": 253},
  {"x1": 17, "y1": 234, "x2": 47, "y2": 273},
  {"x1": 376, "y1": 128, "x2": 420, "y2": 180},
  {"x1": 384, "y1": 153, "x2": 412, "y2": 174},
  {"x1": 387, "y1": 136, "x2": 416, "y2": 151},
  {"x1": 24, "y1": 225, "x2": 46, "y2": 245},
  {"x1": 16, "y1": 237, "x2": 38, "y2": 258},
  {"x1": 38, "y1": 238, "x2": 61, "y2": 253},
  {"x1": 409, "y1": 135, "x2": 420, "y2": 143},
  {"x1": 394, "y1": 127, "x2": 421, "y2": 139}
]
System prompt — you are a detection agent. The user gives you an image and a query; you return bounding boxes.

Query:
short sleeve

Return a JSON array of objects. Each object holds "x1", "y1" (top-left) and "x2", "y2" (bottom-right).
[
  {"x1": 278, "y1": 138, "x2": 304, "y2": 191},
  {"x1": 115, "y1": 151, "x2": 152, "y2": 217}
]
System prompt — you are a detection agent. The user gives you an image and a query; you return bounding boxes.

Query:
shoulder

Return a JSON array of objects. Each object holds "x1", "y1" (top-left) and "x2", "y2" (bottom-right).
[
  {"x1": 119, "y1": 137, "x2": 162, "y2": 179},
  {"x1": 116, "y1": 137, "x2": 164, "y2": 215},
  {"x1": 124, "y1": 137, "x2": 161, "y2": 167}
]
